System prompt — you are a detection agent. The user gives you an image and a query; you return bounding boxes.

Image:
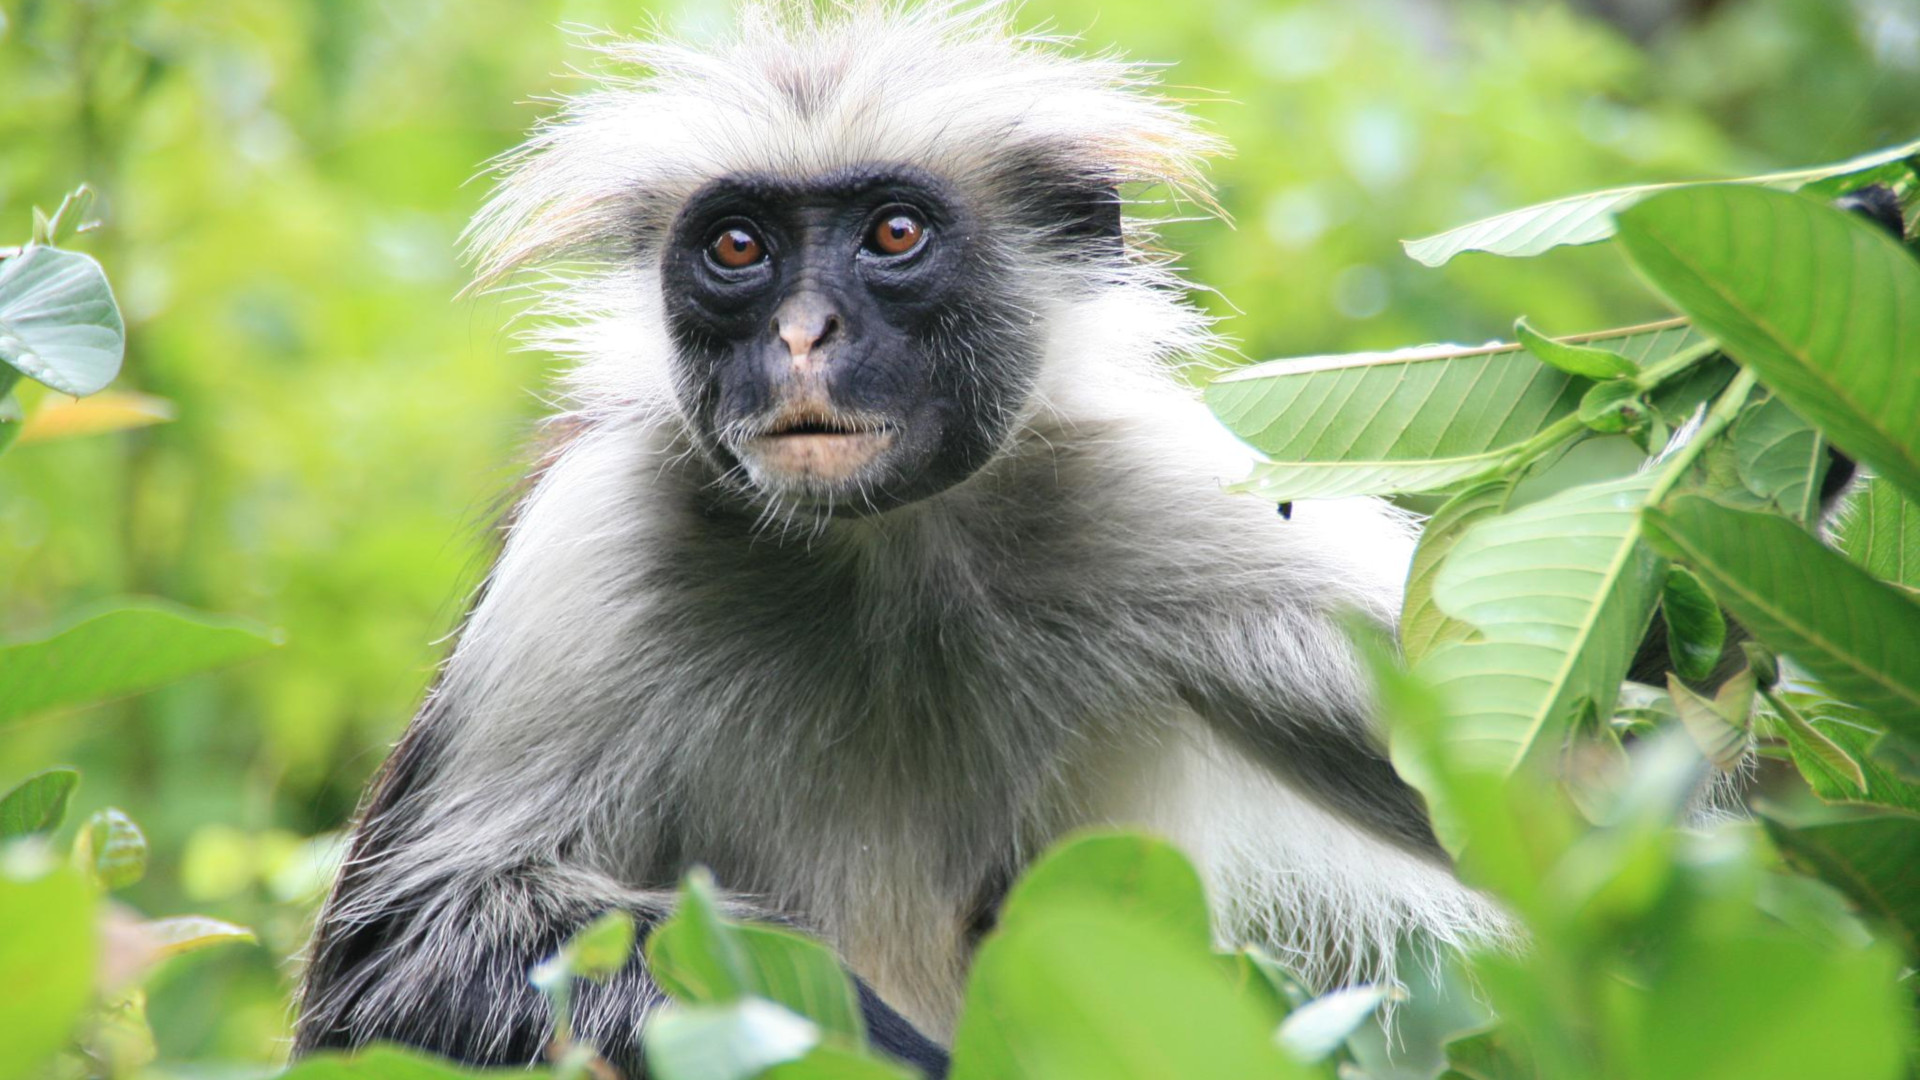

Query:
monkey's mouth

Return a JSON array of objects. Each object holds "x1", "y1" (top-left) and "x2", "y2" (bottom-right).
[{"x1": 737, "y1": 403, "x2": 897, "y2": 486}]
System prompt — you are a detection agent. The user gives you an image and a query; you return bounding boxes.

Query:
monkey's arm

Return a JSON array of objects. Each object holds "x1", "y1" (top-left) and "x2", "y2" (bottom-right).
[
  {"x1": 297, "y1": 860, "x2": 951, "y2": 1078},
  {"x1": 1172, "y1": 606, "x2": 1445, "y2": 860}
]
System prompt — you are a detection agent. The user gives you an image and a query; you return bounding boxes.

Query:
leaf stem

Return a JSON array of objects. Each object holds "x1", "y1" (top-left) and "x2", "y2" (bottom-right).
[
  {"x1": 1633, "y1": 340, "x2": 1722, "y2": 391},
  {"x1": 1647, "y1": 367, "x2": 1761, "y2": 504}
]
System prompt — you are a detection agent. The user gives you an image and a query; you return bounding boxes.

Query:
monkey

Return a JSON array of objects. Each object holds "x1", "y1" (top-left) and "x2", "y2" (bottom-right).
[{"x1": 293, "y1": 5, "x2": 1509, "y2": 1076}]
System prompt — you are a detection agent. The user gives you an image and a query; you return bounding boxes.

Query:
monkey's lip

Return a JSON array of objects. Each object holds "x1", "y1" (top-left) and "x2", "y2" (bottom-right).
[{"x1": 739, "y1": 421, "x2": 896, "y2": 484}]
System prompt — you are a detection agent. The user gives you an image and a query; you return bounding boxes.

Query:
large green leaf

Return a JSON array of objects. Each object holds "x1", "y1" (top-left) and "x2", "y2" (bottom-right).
[
  {"x1": 1769, "y1": 694, "x2": 1920, "y2": 814},
  {"x1": 1415, "y1": 474, "x2": 1665, "y2": 774},
  {"x1": 949, "y1": 904, "x2": 1307, "y2": 1080},
  {"x1": 646, "y1": 870, "x2": 865, "y2": 1046},
  {"x1": 1206, "y1": 323, "x2": 1708, "y2": 502},
  {"x1": 1761, "y1": 811, "x2": 1920, "y2": 958},
  {"x1": 997, "y1": 832, "x2": 1213, "y2": 951},
  {"x1": 1402, "y1": 137, "x2": 1920, "y2": 266},
  {"x1": 0, "y1": 244, "x2": 125, "y2": 396},
  {"x1": 1642, "y1": 497, "x2": 1920, "y2": 739},
  {"x1": 1837, "y1": 476, "x2": 1920, "y2": 589},
  {"x1": 0, "y1": 599, "x2": 280, "y2": 727},
  {"x1": 278, "y1": 1046, "x2": 517, "y2": 1080},
  {"x1": 0, "y1": 868, "x2": 96, "y2": 1080},
  {"x1": 1617, "y1": 185, "x2": 1920, "y2": 505}
]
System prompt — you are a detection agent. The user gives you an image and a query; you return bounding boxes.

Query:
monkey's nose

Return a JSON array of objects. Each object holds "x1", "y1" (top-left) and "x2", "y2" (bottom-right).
[{"x1": 771, "y1": 294, "x2": 842, "y2": 366}]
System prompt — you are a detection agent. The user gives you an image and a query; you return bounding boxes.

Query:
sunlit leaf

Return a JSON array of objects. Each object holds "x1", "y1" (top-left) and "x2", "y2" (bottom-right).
[
  {"x1": 949, "y1": 904, "x2": 1308, "y2": 1080},
  {"x1": 1403, "y1": 136, "x2": 1920, "y2": 266},
  {"x1": 1417, "y1": 474, "x2": 1666, "y2": 774},
  {"x1": 0, "y1": 599, "x2": 280, "y2": 727},
  {"x1": 1643, "y1": 497, "x2": 1920, "y2": 739},
  {"x1": 1231, "y1": 453, "x2": 1511, "y2": 501},
  {"x1": 140, "y1": 915, "x2": 258, "y2": 960},
  {"x1": 0, "y1": 767, "x2": 79, "y2": 840},
  {"x1": 646, "y1": 869, "x2": 865, "y2": 1045},
  {"x1": 0, "y1": 244, "x2": 125, "y2": 396},
  {"x1": 1617, "y1": 185, "x2": 1920, "y2": 506},
  {"x1": 0, "y1": 868, "x2": 95, "y2": 1080},
  {"x1": 534, "y1": 910, "x2": 635, "y2": 991},
  {"x1": 15, "y1": 390, "x2": 174, "y2": 444},
  {"x1": 998, "y1": 831, "x2": 1213, "y2": 951},
  {"x1": 1768, "y1": 695, "x2": 1919, "y2": 813},
  {"x1": 644, "y1": 999, "x2": 823, "y2": 1080},
  {"x1": 1276, "y1": 985, "x2": 1392, "y2": 1064}
]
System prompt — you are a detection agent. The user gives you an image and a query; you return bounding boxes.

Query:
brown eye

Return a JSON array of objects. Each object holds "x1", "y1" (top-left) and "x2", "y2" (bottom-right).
[
  {"x1": 868, "y1": 212, "x2": 925, "y2": 256},
  {"x1": 709, "y1": 226, "x2": 764, "y2": 269}
]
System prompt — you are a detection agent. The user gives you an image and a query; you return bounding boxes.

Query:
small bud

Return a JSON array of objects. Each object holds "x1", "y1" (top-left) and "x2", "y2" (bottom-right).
[{"x1": 1741, "y1": 641, "x2": 1780, "y2": 689}]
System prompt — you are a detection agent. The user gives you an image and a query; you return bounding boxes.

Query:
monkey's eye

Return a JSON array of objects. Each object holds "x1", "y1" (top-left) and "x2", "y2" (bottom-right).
[
  {"x1": 708, "y1": 226, "x2": 766, "y2": 270},
  {"x1": 866, "y1": 210, "x2": 926, "y2": 257}
]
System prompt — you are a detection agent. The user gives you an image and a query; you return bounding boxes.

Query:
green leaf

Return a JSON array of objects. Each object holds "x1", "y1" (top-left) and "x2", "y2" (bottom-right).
[
  {"x1": 1616, "y1": 185, "x2": 1920, "y2": 506},
  {"x1": 77, "y1": 807, "x2": 148, "y2": 890},
  {"x1": 1576, "y1": 378, "x2": 1646, "y2": 434},
  {"x1": 1730, "y1": 397, "x2": 1828, "y2": 523},
  {"x1": 1769, "y1": 695, "x2": 1919, "y2": 813},
  {"x1": 998, "y1": 831, "x2": 1213, "y2": 951},
  {"x1": 644, "y1": 999, "x2": 823, "y2": 1080},
  {"x1": 646, "y1": 869, "x2": 865, "y2": 1045},
  {"x1": 1761, "y1": 810, "x2": 1920, "y2": 957},
  {"x1": 0, "y1": 387, "x2": 20, "y2": 456},
  {"x1": 1402, "y1": 480, "x2": 1515, "y2": 664},
  {"x1": 949, "y1": 904, "x2": 1308, "y2": 1080},
  {"x1": 1660, "y1": 566, "x2": 1727, "y2": 683},
  {"x1": 1209, "y1": 321, "x2": 1705, "y2": 457},
  {"x1": 763, "y1": 1045, "x2": 914, "y2": 1080},
  {"x1": 0, "y1": 599, "x2": 280, "y2": 727},
  {"x1": 0, "y1": 767, "x2": 79, "y2": 839},
  {"x1": 140, "y1": 915, "x2": 258, "y2": 960},
  {"x1": 1416, "y1": 474, "x2": 1666, "y2": 774},
  {"x1": 1276, "y1": 985, "x2": 1392, "y2": 1064},
  {"x1": 1402, "y1": 136, "x2": 1920, "y2": 266},
  {"x1": 1837, "y1": 476, "x2": 1920, "y2": 589},
  {"x1": 1231, "y1": 453, "x2": 1512, "y2": 501},
  {"x1": 533, "y1": 910, "x2": 635, "y2": 991},
  {"x1": 1515, "y1": 317, "x2": 1638, "y2": 379},
  {"x1": 278, "y1": 1045, "x2": 512, "y2": 1080},
  {"x1": 1667, "y1": 675, "x2": 1748, "y2": 772},
  {"x1": 0, "y1": 244, "x2": 125, "y2": 396},
  {"x1": 1642, "y1": 496, "x2": 1920, "y2": 739},
  {"x1": 0, "y1": 867, "x2": 95, "y2": 1080}
]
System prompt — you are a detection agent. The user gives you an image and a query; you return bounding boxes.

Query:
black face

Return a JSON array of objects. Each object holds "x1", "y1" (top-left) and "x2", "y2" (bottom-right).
[{"x1": 660, "y1": 165, "x2": 1044, "y2": 512}]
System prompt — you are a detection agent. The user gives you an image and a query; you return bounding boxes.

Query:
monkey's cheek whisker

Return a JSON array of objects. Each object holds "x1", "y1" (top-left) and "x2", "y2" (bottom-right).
[{"x1": 736, "y1": 429, "x2": 896, "y2": 487}]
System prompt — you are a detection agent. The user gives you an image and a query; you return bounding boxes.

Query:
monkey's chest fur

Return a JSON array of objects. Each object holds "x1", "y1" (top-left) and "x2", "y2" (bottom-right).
[{"x1": 618, "y1": 497, "x2": 1209, "y2": 1034}]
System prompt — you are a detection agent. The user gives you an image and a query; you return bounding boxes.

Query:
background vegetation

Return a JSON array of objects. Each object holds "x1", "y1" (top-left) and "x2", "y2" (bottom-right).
[{"x1": 4, "y1": 0, "x2": 1919, "y2": 1072}]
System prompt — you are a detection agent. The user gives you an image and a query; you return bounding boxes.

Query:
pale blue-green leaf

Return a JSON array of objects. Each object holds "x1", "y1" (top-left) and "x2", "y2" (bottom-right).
[
  {"x1": 0, "y1": 245, "x2": 125, "y2": 396},
  {"x1": 644, "y1": 999, "x2": 821, "y2": 1080},
  {"x1": 1276, "y1": 985, "x2": 1392, "y2": 1064},
  {"x1": 1403, "y1": 136, "x2": 1920, "y2": 266}
]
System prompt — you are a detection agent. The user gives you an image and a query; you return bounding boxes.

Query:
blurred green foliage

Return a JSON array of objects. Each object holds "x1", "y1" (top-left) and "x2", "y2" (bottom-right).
[{"x1": 3, "y1": 0, "x2": 1918, "y2": 1064}]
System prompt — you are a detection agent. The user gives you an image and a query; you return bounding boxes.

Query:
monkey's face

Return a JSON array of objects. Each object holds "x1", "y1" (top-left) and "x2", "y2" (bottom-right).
[{"x1": 660, "y1": 165, "x2": 1039, "y2": 512}]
